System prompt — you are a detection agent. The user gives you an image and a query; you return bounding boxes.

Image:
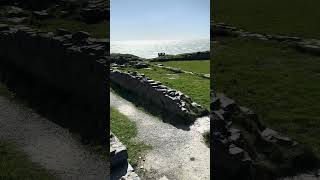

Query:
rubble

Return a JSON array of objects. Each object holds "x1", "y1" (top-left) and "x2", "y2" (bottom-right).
[{"x1": 211, "y1": 90, "x2": 318, "y2": 180}]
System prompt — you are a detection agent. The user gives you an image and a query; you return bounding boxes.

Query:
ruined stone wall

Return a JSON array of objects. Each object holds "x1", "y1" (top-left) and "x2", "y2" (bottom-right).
[
  {"x1": 110, "y1": 69, "x2": 208, "y2": 124},
  {"x1": 211, "y1": 91, "x2": 317, "y2": 179},
  {"x1": 110, "y1": 132, "x2": 140, "y2": 180},
  {"x1": 212, "y1": 22, "x2": 320, "y2": 56},
  {"x1": 0, "y1": 24, "x2": 108, "y2": 143}
]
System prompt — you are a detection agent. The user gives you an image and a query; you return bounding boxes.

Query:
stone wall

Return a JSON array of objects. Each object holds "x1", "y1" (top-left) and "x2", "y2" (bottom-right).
[
  {"x1": 110, "y1": 132, "x2": 140, "y2": 180},
  {"x1": 150, "y1": 51, "x2": 210, "y2": 62},
  {"x1": 211, "y1": 91, "x2": 318, "y2": 179},
  {"x1": 212, "y1": 22, "x2": 320, "y2": 56},
  {"x1": 110, "y1": 69, "x2": 208, "y2": 124},
  {"x1": 80, "y1": 0, "x2": 109, "y2": 23},
  {"x1": 0, "y1": 24, "x2": 108, "y2": 143}
]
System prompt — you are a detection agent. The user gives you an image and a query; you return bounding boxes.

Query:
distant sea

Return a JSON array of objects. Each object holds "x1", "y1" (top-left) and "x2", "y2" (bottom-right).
[{"x1": 110, "y1": 39, "x2": 210, "y2": 59}]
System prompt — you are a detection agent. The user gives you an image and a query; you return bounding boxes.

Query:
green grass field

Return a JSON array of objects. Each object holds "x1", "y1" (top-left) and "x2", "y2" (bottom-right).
[
  {"x1": 213, "y1": 37, "x2": 320, "y2": 155},
  {"x1": 110, "y1": 108, "x2": 151, "y2": 168},
  {"x1": 213, "y1": 0, "x2": 320, "y2": 38},
  {"x1": 125, "y1": 64, "x2": 210, "y2": 109},
  {"x1": 152, "y1": 60, "x2": 210, "y2": 74}
]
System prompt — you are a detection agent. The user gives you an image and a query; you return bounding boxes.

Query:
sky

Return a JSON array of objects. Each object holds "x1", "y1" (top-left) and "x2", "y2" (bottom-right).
[{"x1": 111, "y1": 0, "x2": 210, "y2": 41}]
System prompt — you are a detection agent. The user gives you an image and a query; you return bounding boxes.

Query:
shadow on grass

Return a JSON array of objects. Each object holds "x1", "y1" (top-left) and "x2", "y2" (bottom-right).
[{"x1": 0, "y1": 139, "x2": 57, "y2": 180}]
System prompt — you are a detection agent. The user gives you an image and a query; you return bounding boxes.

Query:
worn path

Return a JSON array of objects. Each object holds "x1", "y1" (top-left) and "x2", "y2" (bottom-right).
[
  {"x1": 0, "y1": 96, "x2": 109, "y2": 180},
  {"x1": 110, "y1": 92, "x2": 210, "y2": 180}
]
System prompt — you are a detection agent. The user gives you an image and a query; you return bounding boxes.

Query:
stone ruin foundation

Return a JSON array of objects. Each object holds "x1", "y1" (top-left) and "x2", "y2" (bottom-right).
[{"x1": 211, "y1": 90, "x2": 318, "y2": 179}]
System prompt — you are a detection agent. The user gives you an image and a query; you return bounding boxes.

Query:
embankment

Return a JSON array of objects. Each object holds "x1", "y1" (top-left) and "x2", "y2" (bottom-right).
[{"x1": 0, "y1": 24, "x2": 108, "y2": 143}]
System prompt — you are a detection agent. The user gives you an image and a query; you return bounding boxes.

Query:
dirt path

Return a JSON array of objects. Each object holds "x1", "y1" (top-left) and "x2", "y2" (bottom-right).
[
  {"x1": 110, "y1": 92, "x2": 210, "y2": 180},
  {"x1": 0, "y1": 96, "x2": 109, "y2": 180}
]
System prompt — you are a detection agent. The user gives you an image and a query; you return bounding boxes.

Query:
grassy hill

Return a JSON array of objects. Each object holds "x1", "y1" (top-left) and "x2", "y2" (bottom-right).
[
  {"x1": 213, "y1": 36, "x2": 320, "y2": 155},
  {"x1": 213, "y1": 0, "x2": 320, "y2": 38},
  {"x1": 152, "y1": 60, "x2": 210, "y2": 74}
]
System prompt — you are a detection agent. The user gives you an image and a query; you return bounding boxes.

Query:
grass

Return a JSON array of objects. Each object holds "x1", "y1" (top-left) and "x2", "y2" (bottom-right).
[
  {"x1": 213, "y1": 36, "x2": 320, "y2": 156},
  {"x1": 124, "y1": 65, "x2": 210, "y2": 109},
  {"x1": 213, "y1": 0, "x2": 320, "y2": 38},
  {"x1": 110, "y1": 107, "x2": 151, "y2": 168},
  {"x1": 0, "y1": 140, "x2": 56, "y2": 180},
  {"x1": 0, "y1": 84, "x2": 56, "y2": 179},
  {"x1": 31, "y1": 18, "x2": 108, "y2": 38},
  {"x1": 0, "y1": 84, "x2": 15, "y2": 100},
  {"x1": 152, "y1": 60, "x2": 210, "y2": 74}
]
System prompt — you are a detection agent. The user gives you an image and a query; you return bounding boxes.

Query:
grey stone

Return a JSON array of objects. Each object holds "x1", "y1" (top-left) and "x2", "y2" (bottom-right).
[
  {"x1": 229, "y1": 145, "x2": 244, "y2": 159},
  {"x1": 110, "y1": 132, "x2": 128, "y2": 168},
  {"x1": 0, "y1": 24, "x2": 9, "y2": 31},
  {"x1": 216, "y1": 93, "x2": 238, "y2": 111},
  {"x1": 56, "y1": 28, "x2": 71, "y2": 36},
  {"x1": 32, "y1": 10, "x2": 51, "y2": 20},
  {"x1": 72, "y1": 31, "x2": 91, "y2": 42}
]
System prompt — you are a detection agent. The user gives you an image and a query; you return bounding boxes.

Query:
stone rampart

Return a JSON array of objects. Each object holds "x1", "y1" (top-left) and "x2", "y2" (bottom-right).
[{"x1": 0, "y1": 24, "x2": 108, "y2": 143}]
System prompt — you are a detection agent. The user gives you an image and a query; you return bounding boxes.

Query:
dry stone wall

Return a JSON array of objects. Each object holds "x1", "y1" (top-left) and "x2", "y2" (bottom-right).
[
  {"x1": 80, "y1": 0, "x2": 109, "y2": 23},
  {"x1": 211, "y1": 90, "x2": 318, "y2": 179},
  {"x1": 212, "y1": 22, "x2": 320, "y2": 56},
  {"x1": 0, "y1": 24, "x2": 108, "y2": 143},
  {"x1": 110, "y1": 69, "x2": 208, "y2": 124},
  {"x1": 110, "y1": 132, "x2": 140, "y2": 180}
]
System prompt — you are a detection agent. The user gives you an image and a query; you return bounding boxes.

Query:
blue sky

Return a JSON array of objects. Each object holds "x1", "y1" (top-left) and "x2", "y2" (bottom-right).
[{"x1": 111, "y1": 0, "x2": 210, "y2": 41}]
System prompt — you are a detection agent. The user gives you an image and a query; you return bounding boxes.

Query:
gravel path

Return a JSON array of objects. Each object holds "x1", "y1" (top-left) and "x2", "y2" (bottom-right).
[
  {"x1": 0, "y1": 96, "x2": 109, "y2": 180},
  {"x1": 110, "y1": 92, "x2": 210, "y2": 180}
]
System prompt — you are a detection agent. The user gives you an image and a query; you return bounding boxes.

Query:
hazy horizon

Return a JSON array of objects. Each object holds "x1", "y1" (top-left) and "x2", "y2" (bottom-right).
[
  {"x1": 111, "y1": 0, "x2": 210, "y2": 41},
  {"x1": 111, "y1": 39, "x2": 209, "y2": 58}
]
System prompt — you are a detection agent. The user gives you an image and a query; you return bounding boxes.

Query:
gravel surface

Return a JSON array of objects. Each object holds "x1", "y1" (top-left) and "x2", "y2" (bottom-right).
[
  {"x1": 0, "y1": 96, "x2": 109, "y2": 180},
  {"x1": 110, "y1": 92, "x2": 210, "y2": 180}
]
